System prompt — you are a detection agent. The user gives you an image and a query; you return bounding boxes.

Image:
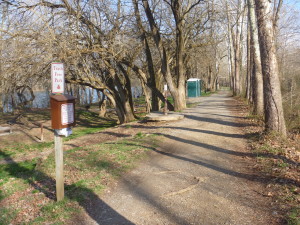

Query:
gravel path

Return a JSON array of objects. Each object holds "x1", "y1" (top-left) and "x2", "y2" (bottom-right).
[{"x1": 79, "y1": 91, "x2": 277, "y2": 225}]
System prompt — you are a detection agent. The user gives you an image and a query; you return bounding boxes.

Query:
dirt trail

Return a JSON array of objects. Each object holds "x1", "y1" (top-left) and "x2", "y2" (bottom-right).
[{"x1": 77, "y1": 91, "x2": 278, "y2": 225}]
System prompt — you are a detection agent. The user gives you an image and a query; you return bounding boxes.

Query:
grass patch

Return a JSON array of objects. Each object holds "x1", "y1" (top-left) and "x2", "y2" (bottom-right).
[
  {"x1": 134, "y1": 96, "x2": 146, "y2": 105},
  {"x1": 135, "y1": 132, "x2": 144, "y2": 138},
  {"x1": 161, "y1": 97, "x2": 174, "y2": 108},
  {"x1": 187, "y1": 102, "x2": 199, "y2": 108},
  {"x1": 32, "y1": 200, "x2": 80, "y2": 225},
  {"x1": 0, "y1": 102, "x2": 159, "y2": 224},
  {"x1": 0, "y1": 159, "x2": 37, "y2": 179},
  {"x1": 0, "y1": 134, "x2": 159, "y2": 224},
  {"x1": 201, "y1": 91, "x2": 214, "y2": 97},
  {"x1": 0, "y1": 142, "x2": 53, "y2": 160},
  {"x1": 0, "y1": 207, "x2": 17, "y2": 225},
  {"x1": 287, "y1": 207, "x2": 300, "y2": 225},
  {"x1": 63, "y1": 123, "x2": 116, "y2": 141}
]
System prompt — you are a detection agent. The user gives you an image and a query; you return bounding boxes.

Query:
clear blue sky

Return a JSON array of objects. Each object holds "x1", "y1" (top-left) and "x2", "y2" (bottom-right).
[{"x1": 285, "y1": 0, "x2": 300, "y2": 9}]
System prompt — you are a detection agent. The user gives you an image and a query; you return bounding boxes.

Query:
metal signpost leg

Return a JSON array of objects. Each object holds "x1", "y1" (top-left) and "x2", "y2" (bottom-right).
[{"x1": 54, "y1": 131, "x2": 64, "y2": 201}]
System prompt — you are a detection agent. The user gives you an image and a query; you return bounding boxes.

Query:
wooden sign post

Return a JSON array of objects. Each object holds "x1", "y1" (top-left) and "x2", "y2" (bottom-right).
[
  {"x1": 54, "y1": 131, "x2": 64, "y2": 201},
  {"x1": 50, "y1": 63, "x2": 75, "y2": 202},
  {"x1": 40, "y1": 123, "x2": 44, "y2": 142}
]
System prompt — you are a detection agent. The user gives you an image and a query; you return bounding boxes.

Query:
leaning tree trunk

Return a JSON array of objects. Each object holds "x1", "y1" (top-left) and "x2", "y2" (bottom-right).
[
  {"x1": 255, "y1": 0, "x2": 286, "y2": 136},
  {"x1": 97, "y1": 91, "x2": 107, "y2": 117},
  {"x1": 248, "y1": 0, "x2": 264, "y2": 116},
  {"x1": 106, "y1": 67, "x2": 136, "y2": 124},
  {"x1": 133, "y1": 0, "x2": 159, "y2": 111}
]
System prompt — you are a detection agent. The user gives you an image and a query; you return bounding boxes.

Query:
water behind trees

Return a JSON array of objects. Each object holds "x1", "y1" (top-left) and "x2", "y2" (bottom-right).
[{"x1": 1, "y1": 86, "x2": 143, "y2": 113}]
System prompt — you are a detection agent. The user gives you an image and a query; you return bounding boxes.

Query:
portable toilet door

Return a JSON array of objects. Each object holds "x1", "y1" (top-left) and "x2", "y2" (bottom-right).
[{"x1": 187, "y1": 78, "x2": 201, "y2": 97}]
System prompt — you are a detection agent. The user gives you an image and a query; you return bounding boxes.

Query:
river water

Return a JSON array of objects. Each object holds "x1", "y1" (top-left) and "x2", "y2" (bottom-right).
[{"x1": 1, "y1": 86, "x2": 143, "y2": 113}]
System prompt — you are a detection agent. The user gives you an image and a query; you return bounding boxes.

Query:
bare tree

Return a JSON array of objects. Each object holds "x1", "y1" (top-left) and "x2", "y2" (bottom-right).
[
  {"x1": 140, "y1": 0, "x2": 204, "y2": 111},
  {"x1": 247, "y1": 0, "x2": 264, "y2": 116},
  {"x1": 255, "y1": 0, "x2": 287, "y2": 136},
  {"x1": 225, "y1": 0, "x2": 246, "y2": 96}
]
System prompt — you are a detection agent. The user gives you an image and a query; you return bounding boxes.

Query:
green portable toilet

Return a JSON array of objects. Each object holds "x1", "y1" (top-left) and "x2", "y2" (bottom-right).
[{"x1": 187, "y1": 78, "x2": 201, "y2": 97}]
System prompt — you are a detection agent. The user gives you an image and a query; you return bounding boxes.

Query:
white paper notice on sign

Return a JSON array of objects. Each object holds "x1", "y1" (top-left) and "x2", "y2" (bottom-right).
[
  {"x1": 51, "y1": 63, "x2": 65, "y2": 94},
  {"x1": 61, "y1": 103, "x2": 74, "y2": 125},
  {"x1": 164, "y1": 84, "x2": 168, "y2": 91}
]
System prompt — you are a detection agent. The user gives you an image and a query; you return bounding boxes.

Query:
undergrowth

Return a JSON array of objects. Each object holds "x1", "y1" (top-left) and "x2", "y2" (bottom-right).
[{"x1": 247, "y1": 123, "x2": 300, "y2": 224}]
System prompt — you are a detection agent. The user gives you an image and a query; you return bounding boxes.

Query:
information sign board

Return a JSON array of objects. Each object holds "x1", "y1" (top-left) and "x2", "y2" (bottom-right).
[
  {"x1": 61, "y1": 103, "x2": 74, "y2": 125},
  {"x1": 164, "y1": 84, "x2": 168, "y2": 91},
  {"x1": 51, "y1": 63, "x2": 65, "y2": 94}
]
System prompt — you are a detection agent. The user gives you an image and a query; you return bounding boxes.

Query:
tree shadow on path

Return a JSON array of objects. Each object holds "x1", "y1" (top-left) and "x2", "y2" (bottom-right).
[
  {"x1": 183, "y1": 114, "x2": 249, "y2": 127},
  {"x1": 123, "y1": 140, "x2": 300, "y2": 188},
  {"x1": 151, "y1": 133, "x2": 300, "y2": 187}
]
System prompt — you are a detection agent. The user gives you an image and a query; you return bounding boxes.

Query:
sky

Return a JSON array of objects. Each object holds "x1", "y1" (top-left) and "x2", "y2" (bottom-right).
[{"x1": 285, "y1": 0, "x2": 300, "y2": 9}]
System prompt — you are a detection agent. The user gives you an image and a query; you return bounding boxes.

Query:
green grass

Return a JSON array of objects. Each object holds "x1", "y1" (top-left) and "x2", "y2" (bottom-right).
[
  {"x1": 0, "y1": 142, "x2": 53, "y2": 160},
  {"x1": 31, "y1": 200, "x2": 79, "y2": 225},
  {"x1": 0, "y1": 134, "x2": 159, "y2": 224},
  {"x1": 258, "y1": 143, "x2": 284, "y2": 155},
  {"x1": 135, "y1": 132, "x2": 144, "y2": 138},
  {"x1": 187, "y1": 102, "x2": 199, "y2": 108},
  {"x1": 287, "y1": 207, "x2": 300, "y2": 225},
  {"x1": 0, "y1": 207, "x2": 17, "y2": 225},
  {"x1": 201, "y1": 91, "x2": 214, "y2": 97},
  {"x1": 63, "y1": 123, "x2": 116, "y2": 141},
  {"x1": 63, "y1": 109, "x2": 117, "y2": 141},
  {"x1": 0, "y1": 104, "x2": 158, "y2": 223},
  {"x1": 134, "y1": 96, "x2": 146, "y2": 105},
  {"x1": 0, "y1": 110, "x2": 117, "y2": 160},
  {"x1": 161, "y1": 97, "x2": 174, "y2": 108}
]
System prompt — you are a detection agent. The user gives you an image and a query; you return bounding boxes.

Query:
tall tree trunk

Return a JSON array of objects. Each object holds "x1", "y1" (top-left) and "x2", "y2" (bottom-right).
[
  {"x1": 0, "y1": 93, "x2": 3, "y2": 111},
  {"x1": 246, "y1": 23, "x2": 252, "y2": 101},
  {"x1": 174, "y1": 0, "x2": 186, "y2": 110},
  {"x1": 248, "y1": 0, "x2": 264, "y2": 116},
  {"x1": 233, "y1": 0, "x2": 243, "y2": 96},
  {"x1": 255, "y1": 0, "x2": 286, "y2": 136},
  {"x1": 208, "y1": 65, "x2": 212, "y2": 91},
  {"x1": 226, "y1": 3, "x2": 235, "y2": 92},
  {"x1": 238, "y1": 6, "x2": 246, "y2": 95}
]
